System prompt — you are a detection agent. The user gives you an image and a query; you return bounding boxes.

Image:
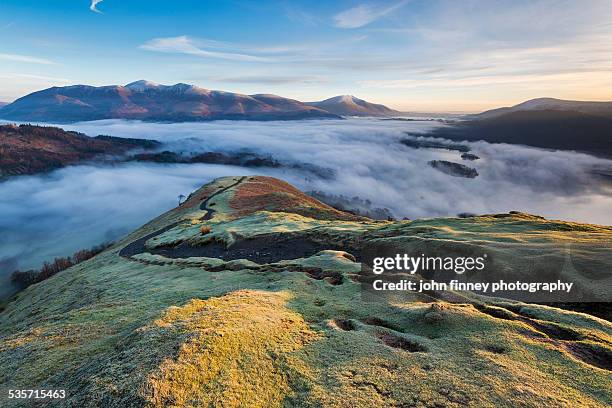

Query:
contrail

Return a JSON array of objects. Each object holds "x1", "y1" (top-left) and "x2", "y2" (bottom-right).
[{"x1": 90, "y1": 0, "x2": 103, "y2": 13}]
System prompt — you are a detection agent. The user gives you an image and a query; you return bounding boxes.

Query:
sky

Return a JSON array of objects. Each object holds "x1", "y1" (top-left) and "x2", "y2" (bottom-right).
[{"x1": 1, "y1": 0, "x2": 612, "y2": 111}]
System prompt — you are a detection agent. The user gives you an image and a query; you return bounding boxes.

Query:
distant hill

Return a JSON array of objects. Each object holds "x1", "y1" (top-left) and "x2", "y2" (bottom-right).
[
  {"x1": 0, "y1": 124, "x2": 159, "y2": 178},
  {"x1": 427, "y1": 98, "x2": 612, "y2": 157},
  {"x1": 472, "y1": 97, "x2": 612, "y2": 120},
  {"x1": 306, "y1": 95, "x2": 400, "y2": 117}
]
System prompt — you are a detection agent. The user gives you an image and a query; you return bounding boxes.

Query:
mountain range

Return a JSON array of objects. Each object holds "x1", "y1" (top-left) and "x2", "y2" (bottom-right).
[
  {"x1": 3, "y1": 84, "x2": 610, "y2": 156},
  {"x1": 0, "y1": 80, "x2": 399, "y2": 122}
]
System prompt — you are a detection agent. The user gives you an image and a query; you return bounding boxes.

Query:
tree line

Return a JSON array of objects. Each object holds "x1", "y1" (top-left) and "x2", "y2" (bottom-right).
[{"x1": 11, "y1": 242, "x2": 113, "y2": 288}]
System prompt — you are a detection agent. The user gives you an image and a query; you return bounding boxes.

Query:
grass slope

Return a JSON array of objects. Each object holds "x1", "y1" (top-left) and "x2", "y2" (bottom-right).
[{"x1": 0, "y1": 176, "x2": 610, "y2": 407}]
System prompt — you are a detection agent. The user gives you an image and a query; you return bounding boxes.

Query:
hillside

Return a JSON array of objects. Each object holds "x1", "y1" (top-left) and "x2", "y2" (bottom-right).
[
  {"x1": 0, "y1": 124, "x2": 160, "y2": 178},
  {"x1": 0, "y1": 176, "x2": 610, "y2": 407},
  {"x1": 0, "y1": 124, "x2": 332, "y2": 181},
  {"x1": 306, "y1": 95, "x2": 401, "y2": 117},
  {"x1": 427, "y1": 99, "x2": 612, "y2": 157},
  {"x1": 472, "y1": 98, "x2": 612, "y2": 120}
]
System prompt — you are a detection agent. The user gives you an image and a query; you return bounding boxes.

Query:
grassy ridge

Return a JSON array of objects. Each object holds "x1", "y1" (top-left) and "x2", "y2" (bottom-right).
[{"x1": 0, "y1": 176, "x2": 610, "y2": 407}]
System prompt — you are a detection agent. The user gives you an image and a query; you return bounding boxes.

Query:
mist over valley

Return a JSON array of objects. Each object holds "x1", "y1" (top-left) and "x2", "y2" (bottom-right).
[{"x1": 2, "y1": 117, "x2": 611, "y2": 298}]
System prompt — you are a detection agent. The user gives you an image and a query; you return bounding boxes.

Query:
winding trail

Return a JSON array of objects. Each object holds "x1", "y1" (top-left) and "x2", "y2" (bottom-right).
[
  {"x1": 119, "y1": 176, "x2": 246, "y2": 259},
  {"x1": 198, "y1": 176, "x2": 247, "y2": 218}
]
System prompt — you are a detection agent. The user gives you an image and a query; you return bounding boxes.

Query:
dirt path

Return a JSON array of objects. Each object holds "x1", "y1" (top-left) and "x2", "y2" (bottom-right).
[
  {"x1": 119, "y1": 176, "x2": 246, "y2": 259},
  {"x1": 138, "y1": 232, "x2": 352, "y2": 264},
  {"x1": 199, "y1": 176, "x2": 247, "y2": 218}
]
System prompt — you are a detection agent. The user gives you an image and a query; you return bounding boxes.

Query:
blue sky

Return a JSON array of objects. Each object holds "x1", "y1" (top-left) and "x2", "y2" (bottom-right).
[{"x1": 1, "y1": 0, "x2": 611, "y2": 111}]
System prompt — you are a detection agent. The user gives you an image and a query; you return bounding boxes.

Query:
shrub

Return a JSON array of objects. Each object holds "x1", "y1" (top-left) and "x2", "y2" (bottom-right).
[{"x1": 10, "y1": 242, "x2": 113, "y2": 288}]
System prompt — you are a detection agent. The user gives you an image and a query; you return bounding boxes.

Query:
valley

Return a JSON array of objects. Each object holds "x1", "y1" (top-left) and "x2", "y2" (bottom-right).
[
  {"x1": 2, "y1": 117, "x2": 611, "y2": 302},
  {"x1": 2, "y1": 1, "x2": 612, "y2": 406}
]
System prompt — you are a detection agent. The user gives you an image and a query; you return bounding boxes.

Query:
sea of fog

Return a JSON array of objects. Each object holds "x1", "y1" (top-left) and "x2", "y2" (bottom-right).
[{"x1": 1, "y1": 117, "x2": 612, "y2": 297}]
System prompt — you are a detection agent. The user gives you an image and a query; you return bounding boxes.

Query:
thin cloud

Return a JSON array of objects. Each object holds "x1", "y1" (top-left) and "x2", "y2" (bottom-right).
[
  {"x1": 141, "y1": 35, "x2": 370, "y2": 72},
  {"x1": 0, "y1": 73, "x2": 70, "y2": 82},
  {"x1": 208, "y1": 75, "x2": 326, "y2": 85},
  {"x1": 357, "y1": 31, "x2": 612, "y2": 93},
  {"x1": 250, "y1": 35, "x2": 368, "y2": 55},
  {"x1": 359, "y1": 70, "x2": 612, "y2": 89},
  {"x1": 0, "y1": 53, "x2": 55, "y2": 65},
  {"x1": 90, "y1": 0, "x2": 104, "y2": 13},
  {"x1": 140, "y1": 36, "x2": 272, "y2": 62},
  {"x1": 334, "y1": 1, "x2": 408, "y2": 29},
  {"x1": 284, "y1": 4, "x2": 320, "y2": 27}
]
